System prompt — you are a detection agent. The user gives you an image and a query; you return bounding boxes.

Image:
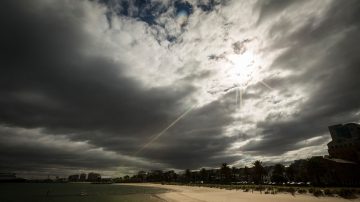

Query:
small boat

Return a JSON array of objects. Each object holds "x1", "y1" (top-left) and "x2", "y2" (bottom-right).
[{"x1": 80, "y1": 192, "x2": 88, "y2": 196}]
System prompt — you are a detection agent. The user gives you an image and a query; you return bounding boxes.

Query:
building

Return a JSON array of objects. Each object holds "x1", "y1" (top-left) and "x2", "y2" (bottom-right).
[
  {"x1": 327, "y1": 123, "x2": 360, "y2": 162},
  {"x1": 308, "y1": 156, "x2": 360, "y2": 186},
  {"x1": 68, "y1": 174, "x2": 79, "y2": 182},
  {"x1": 79, "y1": 173, "x2": 87, "y2": 181},
  {"x1": 87, "y1": 172, "x2": 101, "y2": 182}
]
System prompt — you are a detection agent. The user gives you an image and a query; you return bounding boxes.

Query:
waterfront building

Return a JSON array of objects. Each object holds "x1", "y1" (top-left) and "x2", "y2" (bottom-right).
[{"x1": 327, "y1": 123, "x2": 360, "y2": 162}]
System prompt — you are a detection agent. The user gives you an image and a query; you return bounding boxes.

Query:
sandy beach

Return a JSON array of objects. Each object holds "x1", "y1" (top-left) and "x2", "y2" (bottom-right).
[{"x1": 124, "y1": 183, "x2": 360, "y2": 202}]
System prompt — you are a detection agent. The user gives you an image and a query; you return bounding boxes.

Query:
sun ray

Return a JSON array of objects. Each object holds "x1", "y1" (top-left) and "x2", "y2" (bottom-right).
[
  {"x1": 239, "y1": 88, "x2": 243, "y2": 109},
  {"x1": 122, "y1": 47, "x2": 275, "y2": 167},
  {"x1": 132, "y1": 105, "x2": 195, "y2": 156},
  {"x1": 260, "y1": 80, "x2": 274, "y2": 91},
  {"x1": 235, "y1": 87, "x2": 238, "y2": 107}
]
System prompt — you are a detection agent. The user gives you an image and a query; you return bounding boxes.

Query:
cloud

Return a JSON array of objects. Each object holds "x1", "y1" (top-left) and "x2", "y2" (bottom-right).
[
  {"x1": 254, "y1": 0, "x2": 303, "y2": 25},
  {"x1": 0, "y1": 0, "x2": 359, "y2": 177},
  {"x1": 0, "y1": 0, "x2": 240, "y2": 176},
  {"x1": 240, "y1": 0, "x2": 360, "y2": 155},
  {"x1": 138, "y1": 94, "x2": 239, "y2": 169},
  {"x1": 0, "y1": 0, "x2": 191, "y2": 172}
]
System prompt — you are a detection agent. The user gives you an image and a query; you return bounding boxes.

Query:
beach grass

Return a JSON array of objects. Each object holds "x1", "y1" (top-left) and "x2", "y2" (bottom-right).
[{"x1": 159, "y1": 182, "x2": 360, "y2": 199}]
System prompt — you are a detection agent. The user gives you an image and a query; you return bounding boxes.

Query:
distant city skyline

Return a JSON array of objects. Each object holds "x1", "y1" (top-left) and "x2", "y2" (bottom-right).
[{"x1": 0, "y1": 0, "x2": 360, "y2": 178}]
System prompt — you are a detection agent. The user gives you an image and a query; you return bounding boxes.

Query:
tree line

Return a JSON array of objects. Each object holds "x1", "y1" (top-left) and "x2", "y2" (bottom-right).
[{"x1": 116, "y1": 157, "x2": 360, "y2": 187}]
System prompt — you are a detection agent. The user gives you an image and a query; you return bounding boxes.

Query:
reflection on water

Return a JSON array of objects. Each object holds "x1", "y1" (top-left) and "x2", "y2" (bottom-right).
[{"x1": 0, "y1": 183, "x2": 167, "y2": 202}]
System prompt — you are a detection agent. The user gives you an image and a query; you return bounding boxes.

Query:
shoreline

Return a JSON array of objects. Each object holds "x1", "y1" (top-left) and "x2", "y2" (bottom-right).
[{"x1": 122, "y1": 183, "x2": 360, "y2": 202}]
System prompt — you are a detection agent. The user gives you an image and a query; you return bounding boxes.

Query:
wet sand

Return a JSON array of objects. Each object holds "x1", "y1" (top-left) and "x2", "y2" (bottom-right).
[{"x1": 124, "y1": 183, "x2": 360, "y2": 202}]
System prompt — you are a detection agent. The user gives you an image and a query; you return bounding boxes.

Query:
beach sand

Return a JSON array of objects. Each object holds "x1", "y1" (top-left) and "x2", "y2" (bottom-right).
[{"x1": 124, "y1": 183, "x2": 360, "y2": 202}]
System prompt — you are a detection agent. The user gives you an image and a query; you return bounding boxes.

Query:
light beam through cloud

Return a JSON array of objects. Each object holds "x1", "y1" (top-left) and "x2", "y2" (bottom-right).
[{"x1": 132, "y1": 105, "x2": 196, "y2": 157}]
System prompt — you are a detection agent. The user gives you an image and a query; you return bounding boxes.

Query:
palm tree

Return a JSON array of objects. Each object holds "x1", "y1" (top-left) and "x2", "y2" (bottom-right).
[
  {"x1": 306, "y1": 157, "x2": 326, "y2": 186},
  {"x1": 185, "y1": 169, "x2": 192, "y2": 183},
  {"x1": 199, "y1": 168, "x2": 207, "y2": 182},
  {"x1": 271, "y1": 164, "x2": 286, "y2": 184},
  {"x1": 231, "y1": 166, "x2": 237, "y2": 181},
  {"x1": 243, "y1": 166, "x2": 250, "y2": 182},
  {"x1": 285, "y1": 164, "x2": 295, "y2": 182},
  {"x1": 220, "y1": 163, "x2": 231, "y2": 183},
  {"x1": 137, "y1": 171, "x2": 147, "y2": 182},
  {"x1": 253, "y1": 160, "x2": 266, "y2": 184}
]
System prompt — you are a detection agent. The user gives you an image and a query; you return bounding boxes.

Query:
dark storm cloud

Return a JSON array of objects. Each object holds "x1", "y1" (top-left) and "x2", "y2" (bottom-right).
[
  {"x1": 0, "y1": 0, "x2": 188, "y2": 169},
  {"x1": 2, "y1": 0, "x2": 360, "y2": 177},
  {"x1": 0, "y1": 150, "x2": 112, "y2": 172},
  {"x1": 0, "y1": 0, "x2": 238, "y2": 173},
  {"x1": 0, "y1": 125, "x2": 171, "y2": 177},
  {"x1": 139, "y1": 95, "x2": 239, "y2": 169},
  {"x1": 0, "y1": 0, "x2": 188, "y2": 135},
  {"x1": 242, "y1": 0, "x2": 360, "y2": 155},
  {"x1": 254, "y1": 0, "x2": 302, "y2": 24},
  {"x1": 79, "y1": 91, "x2": 240, "y2": 170}
]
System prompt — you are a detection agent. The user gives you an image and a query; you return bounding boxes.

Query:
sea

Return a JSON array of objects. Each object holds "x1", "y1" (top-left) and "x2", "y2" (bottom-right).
[{"x1": 0, "y1": 183, "x2": 168, "y2": 202}]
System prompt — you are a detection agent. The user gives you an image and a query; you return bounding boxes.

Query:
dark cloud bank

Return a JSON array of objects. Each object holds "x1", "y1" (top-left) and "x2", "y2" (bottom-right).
[
  {"x1": 0, "y1": 0, "x2": 235, "y2": 175},
  {"x1": 0, "y1": 0, "x2": 360, "y2": 177}
]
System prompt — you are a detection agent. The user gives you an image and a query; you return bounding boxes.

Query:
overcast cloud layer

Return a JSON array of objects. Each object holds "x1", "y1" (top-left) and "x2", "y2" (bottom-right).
[{"x1": 0, "y1": 0, "x2": 359, "y2": 178}]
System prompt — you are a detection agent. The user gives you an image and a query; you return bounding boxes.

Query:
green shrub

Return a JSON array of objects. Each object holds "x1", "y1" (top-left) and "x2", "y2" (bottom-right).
[
  {"x1": 254, "y1": 186, "x2": 262, "y2": 191},
  {"x1": 286, "y1": 187, "x2": 296, "y2": 196},
  {"x1": 324, "y1": 189, "x2": 333, "y2": 196},
  {"x1": 313, "y1": 189, "x2": 324, "y2": 197},
  {"x1": 297, "y1": 189, "x2": 307, "y2": 194},
  {"x1": 277, "y1": 187, "x2": 286, "y2": 192},
  {"x1": 337, "y1": 189, "x2": 357, "y2": 199}
]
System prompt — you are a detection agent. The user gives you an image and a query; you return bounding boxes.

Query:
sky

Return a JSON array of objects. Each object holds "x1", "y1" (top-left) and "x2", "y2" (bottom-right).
[{"x1": 0, "y1": 0, "x2": 360, "y2": 178}]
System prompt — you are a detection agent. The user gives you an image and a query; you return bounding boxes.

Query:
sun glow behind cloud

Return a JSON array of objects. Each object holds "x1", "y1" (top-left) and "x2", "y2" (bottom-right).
[
  {"x1": 226, "y1": 51, "x2": 261, "y2": 88},
  {"x1": 203, "y1": 40, "x2": 270, "y2": 111}
]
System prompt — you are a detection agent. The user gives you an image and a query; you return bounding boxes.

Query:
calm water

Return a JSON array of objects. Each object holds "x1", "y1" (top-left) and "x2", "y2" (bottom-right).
[{"x1": 0, "y1": 183, "x2": 168, "y2": 202}]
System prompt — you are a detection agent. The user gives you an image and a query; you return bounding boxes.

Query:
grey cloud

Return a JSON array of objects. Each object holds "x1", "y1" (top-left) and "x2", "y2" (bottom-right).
[
  {"x1": 254, "y1": 0, "x2": 302, "y2": 25},
  {"x1": 197, "y1": 0, "x2": 226, "y2": 12},
  {"x1": 0, "y1": 0, "x2": 191, "y2": 136},
  {"x1": 232, "y1": 39, "x2": 251, "y2": 54},
  {"x1": 0, "y1": 127, "x2": 119, "y2": 173},
  {"x1": 0, "y1": 0, "x2": 195, "y2": 171},
  {"x1": 141, "y1": 96, "x2": 238, "y2": 169},
  {"x1": 0, "y1": 0, "x2": 240, "y2": 174},
  {"x1": 242, "y1": 0, "x2": 360, "y2": 155},
  {"x1": 1, "y1": 0, "x2": 359, "y2": 177}
]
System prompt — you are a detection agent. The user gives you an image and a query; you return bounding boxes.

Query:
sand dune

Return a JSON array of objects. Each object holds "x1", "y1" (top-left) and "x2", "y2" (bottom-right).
[{"x1": 124, "y1": 183, "x2": 360, "y2": 202}]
